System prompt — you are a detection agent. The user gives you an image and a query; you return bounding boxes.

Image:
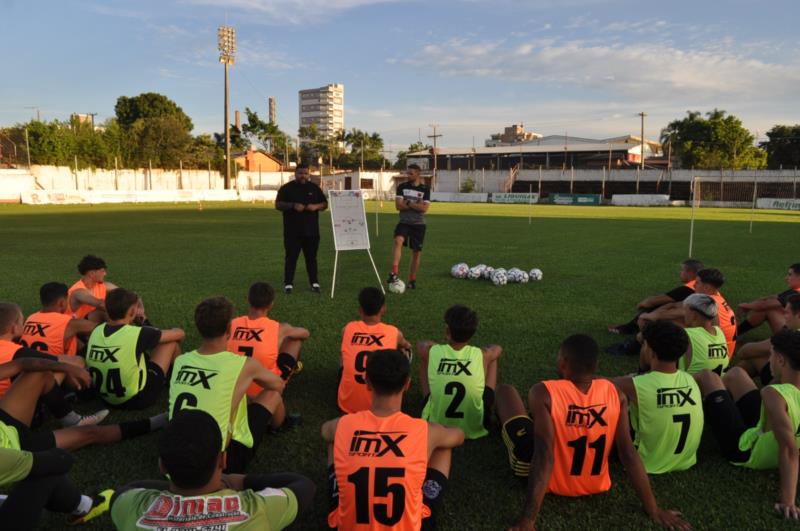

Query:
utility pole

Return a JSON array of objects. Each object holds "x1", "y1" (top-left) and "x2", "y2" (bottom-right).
[
  {"x1": 87, "y1": 112, "x2": 98, "y2": 129},
  {"x1": 25, "y1": 106, "x2": 40, "y2": 121},
  {"x1": 427, "y1": 124, "x2": 442, "y2": 186},
  {"x1": 218, "y1": 25, "x2": 237, "y2": 189},
  {"x1": 638, "y1": 111, "x2": 647, "y2": 170}
]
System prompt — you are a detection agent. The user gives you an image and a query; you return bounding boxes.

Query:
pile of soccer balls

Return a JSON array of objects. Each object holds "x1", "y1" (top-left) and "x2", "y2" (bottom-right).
[{"x1": 451, "y1": 263, "x2": 543, "y2": 287}]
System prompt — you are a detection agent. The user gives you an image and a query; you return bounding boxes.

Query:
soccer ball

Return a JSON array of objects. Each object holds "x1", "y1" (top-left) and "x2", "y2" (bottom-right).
[
  {"x1": 450, "y1": 263, "x2": 470, "y2": 279},
  {"x1": 482, "y1": 266, "x2": 495, "y2": 280},
  {"x1": 491, "y1": 270, "x2": 507, "y2": 286},
  {"x1": 507, "y1": 268, "x2": 523, "y2": 283},
  {"x1": 388, "y1": 279, "x2": 406, "y2": 294},
  {"x1": 529, "y1": 268, "x2": 543, "y2": 281},
  {"x1": 468, "y1": 264, "x2": 485, "y2": 280},
  {"x1": 519, "y1": 271, "x2": 530, "y2": 283}
]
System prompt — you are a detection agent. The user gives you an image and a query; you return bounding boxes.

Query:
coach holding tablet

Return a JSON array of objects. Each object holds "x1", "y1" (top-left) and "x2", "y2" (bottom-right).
[{"x1": 275, "y1": 164, "x2": 327, "y2": 294}]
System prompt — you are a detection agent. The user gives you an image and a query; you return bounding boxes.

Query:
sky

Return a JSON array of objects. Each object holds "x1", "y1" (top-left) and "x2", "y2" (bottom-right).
[{"x1": 1, "y1": 0, "x2": 798, "y2": 154}]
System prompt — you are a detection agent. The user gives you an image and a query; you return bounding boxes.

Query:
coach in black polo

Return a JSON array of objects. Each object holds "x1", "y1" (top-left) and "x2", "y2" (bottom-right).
[{"x1": 275, "y1": 164, "x2": 327, "y2": 294}]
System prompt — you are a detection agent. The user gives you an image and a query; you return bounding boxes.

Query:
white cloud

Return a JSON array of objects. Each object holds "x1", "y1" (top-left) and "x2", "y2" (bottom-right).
[
  {"x1": 401, "y1": 37, "x2": 800, "y2": 103},
  {"x1": 181, "y1": 0, "x2": 402, "y2": 24}
]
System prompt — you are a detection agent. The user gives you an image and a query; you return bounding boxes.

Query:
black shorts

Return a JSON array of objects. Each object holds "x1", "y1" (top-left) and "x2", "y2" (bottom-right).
[
  {"x1": 665, "y1": 285, "x2": 694, "y2": 303},
  {"x1": 394, "y1": 223, "x2": 426, "y2": 251},
  {"x1": 114, "y1": 362, "x2": 166, "y2": 411},
  {"x1": 704, "y1": 389, "x2": 762, "y2": 463},
  {"x1": 0, "y1": 408, "x2": 55, "y2": 452},
  {"x1": 226, "y1": 402, "x2": 273, "y2": 474},
  {"x1": 501, "y1": 415, "x2": 534, "y2": 478},
  {"x1": 759, "y1": 362, "x2": 774, "y2": 386}
]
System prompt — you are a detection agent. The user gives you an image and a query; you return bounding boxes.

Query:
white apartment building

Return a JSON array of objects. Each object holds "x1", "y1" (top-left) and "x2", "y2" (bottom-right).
[{"x1": 298, "y1": 83, "x2": 344, "y2": 140}]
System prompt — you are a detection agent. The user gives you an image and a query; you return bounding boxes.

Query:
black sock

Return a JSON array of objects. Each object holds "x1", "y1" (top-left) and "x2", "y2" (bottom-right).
[
  {"x1": 118, "y1": 419, "x2": 151, "y2": 440},
  {"x1": 421, "y1": 468, "x2": 448, "y2": 530},
  {"x1": 277, "y1": 353, "x2": 298, "y2": 380},
  {"x1": 737, "y1": 320, "x2": 755, "y2": 336},
  {"x1": 40, "y1": 386, "x2": 72, "y2": 420}
]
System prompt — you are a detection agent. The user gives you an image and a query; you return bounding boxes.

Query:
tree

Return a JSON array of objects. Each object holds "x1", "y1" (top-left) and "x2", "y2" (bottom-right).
[
  {"x1": 114, "y1": 92, "x2": 194, "y2": 168},
  {"x1": 337, "y1": 128, "x2": 387, "y2": 170},
  {"x1": 241, "y1": 108, "x2": 290, "y2": 156},
  {"x1": 761, "y1": 125, "x2": 800, "y2": 169},
  {"x1": 661, "y1": 109, "x2": 766, "y2": 170},
  {"x1": 394, "y1": 142, "x2": 429, "y2": 170}
]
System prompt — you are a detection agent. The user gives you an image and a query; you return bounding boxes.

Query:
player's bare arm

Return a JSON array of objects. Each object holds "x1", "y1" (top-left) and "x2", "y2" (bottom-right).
[
  {"x1": 66, "y1": 317, "x2": 98, "y2": 340},
  {"x1": 395, "y1": 197, "x2": 409, "y2": 211},
  {"x1": 320, "y1": 417, "x2": 340, "y2": 444},
  {"x1": 159, "y1": 328, "x2": 185, "y2": 343},
  {"x1": 615, "y1": 390, "x2": 691, "y2": 530},
  {"x1": 0, "y1": 358, "x2": 91, "y2": 390},
  {"x1": 482, "y1": 344, "x2": 503, "y2": 363},
  {"x1": 638, "y1": 294, "x2": 675, "y2": 310},
  {"x1": 426, "y1": 423, "x2": 465, "y2": 456},
  {"x1": 279, "y1": 323, "x2": 310, "y2": 342},
  {"x1": 609, "y1": 375, "x2": 637, "y2": 405},
  {"x1": 71, "y1": 289, "x2": 105, "y2": 309},
  {"x1": 762, "y1": 386, "x2": 800, "y2": 519},
  {"x1": 407, "y1": 201, "x2": 430, "y2": 213},
  {"x1": 244, "y1": 357, "x2": 285, "y2": 394},
  {"x1": 396, "y1": 330, "x2": 412, "y2": 351},
  {"x1": 738, "y1": 296, "x2": 781, "y2": 313},
  {"x1": 512, "y1": 383, "x2": 553, "y2": 530}
]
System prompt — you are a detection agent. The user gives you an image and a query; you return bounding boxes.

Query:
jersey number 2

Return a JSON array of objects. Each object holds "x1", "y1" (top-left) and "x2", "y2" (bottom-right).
[
  {"x1": 444, "y1": 381, "x2": 466, "y2": 418},
  {"x1": 347, "y1": 467, "x2": 406, "y2": 525}
]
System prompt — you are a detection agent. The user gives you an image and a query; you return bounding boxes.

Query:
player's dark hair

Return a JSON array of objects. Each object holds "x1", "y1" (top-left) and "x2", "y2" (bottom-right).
[
  {"x1": 641, "y1": 321, "x2": 688, "y2": 363},
  {"x1": 105, "y1": 288, "x2": 139, "y2": 320},
  {"x1": 195, "y1": 296, "x2": 234, "y2": 339},
  {"x1": 159, "y1": 410, "x2": 221, "y2": 489},
  {"x1": 295, "y1": 163, "x2": 309, "y2": 171},
  {"x1": 790, "y1": 263, "x2": 800, "y2": 275},
  {"x1": 787, "y1": 294, "x2": 800, "y2": 315},
  {"x1": 444, "y1": 305, "x2": 478, "y2": 343},
  {"x1": 365, "y1": 349, "x2": 410, "y2": 395},
  {"x1": 771, "y1": 329, "x2": 800, "y2": 371},
  {"x1": 39, "y1": 282, "x2": 68, "y2": 307},
  {"x1": 0, "y1": 303, "x2": 21, "y2": 334},
  {"x1": 682, "y1": 259, "x2": 704, "y2": 274},
  {"x1": 248, "y1": 282, "x2": 275, "y2": 309},
  {"x1": 358, "y1": 287, "x2": 385, "y2": 317},
  {"x1": 560, "y1": 334, "x2": 599, "y2": 374},
  {"x1": 697, "y1": 268, "x2": 725, "y2": 288},
  {"x1": 77, "y1": 254, "x2": 107, "y2": 275},
  {"x1": 407, "y1": 164, "x2": 421, "y2": 171}
]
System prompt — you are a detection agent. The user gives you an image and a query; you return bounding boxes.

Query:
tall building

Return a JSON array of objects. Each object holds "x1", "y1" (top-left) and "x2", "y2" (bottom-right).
[
  {"x1": 298, "y1": 83, "x2": 344, "y2": 140},
  {"x1": 268, "y1": 97, "x2": 276, "y2": 124},
  {"x1": 485, "y1": 124, "x2": 543, "y2": 147}
]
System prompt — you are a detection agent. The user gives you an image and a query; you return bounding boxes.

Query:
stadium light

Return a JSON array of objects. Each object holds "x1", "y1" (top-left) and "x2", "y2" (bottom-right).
[{"x1": 218, "y1": 25, "x2": 236, "y2": 189}]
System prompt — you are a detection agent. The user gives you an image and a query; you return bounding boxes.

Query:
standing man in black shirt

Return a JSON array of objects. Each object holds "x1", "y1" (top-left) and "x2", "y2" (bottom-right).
[
  {"x1": 275, "y1": 164, "x2": 328, "y2": 294},
  {"x1": 388, "y1": 164, "x2": 430, "y2": 289}
]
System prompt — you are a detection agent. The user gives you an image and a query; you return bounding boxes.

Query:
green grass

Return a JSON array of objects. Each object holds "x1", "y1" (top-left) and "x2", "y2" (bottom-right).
[{"x1": 0, "y1": 201, "x2": 798, "y2": 530}]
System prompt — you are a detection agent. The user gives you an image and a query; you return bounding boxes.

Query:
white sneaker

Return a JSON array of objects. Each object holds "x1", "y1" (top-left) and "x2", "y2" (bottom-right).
[
  {"x1": 284, "y1": 284, "x2": 293, "y2": 294},
  {"x1": 76, "y1": 409, "x2": 110, "y2": 427}
]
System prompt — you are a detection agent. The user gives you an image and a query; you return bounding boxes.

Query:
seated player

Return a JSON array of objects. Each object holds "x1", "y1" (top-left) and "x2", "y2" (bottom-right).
[
  {"x1": 417, "y1": 305, "x2": 501, "y2": 440},
  {"x1": 608, "y1": 259, "x2": 703, "y2": 335},
  {"x1": 0, "y1": 302, "x2": 106, "y2": 426},
  {"x1": 0, "y1": 355, "x2": 168, "y2": 525},
  {"x1": 0, "y1": 446, "x2": 107, "y2": 529},
  {"x1": 695, "y1": 329, "x2": 800, "y2": 519},
  {"x1": 65, "y1": 255, "x2": 119, "y2": 322},
  {"x1": 738, "y1": 294, "x2": 800, "y2": 384},
  {"x1": 737, "y1": 263, "x2": 800, "y2": 337},
  {"x1": 86, "y1": 288, "x2": 184, "y2": 409},
  {"x1": 681, "y1": 293, "x2": 730, "y2": 375},
  {"x1": 338, "y1": 287, "x2": 411, "y2": 413},
  {"x1": 612, "y1": 321, "x2": 704, "y2": 474},
  {"x1": 227, "y1": 282, "x2": 310, "y2": 395},
  {"x1": 21, "y1": 282, "x2": 98, "y2": 356},
  {"x1": 169, "y1": 296, "x2": 286, "y2": 474},
  {"x1": 111, "y1": 409, "x2": 315, "y2": 530},
  {"x1": 508, "y1": 334, "x2": 690, "y2": 530},
  {"x1": 322, "y1": 349, "x2": 465, "y2": 530}
]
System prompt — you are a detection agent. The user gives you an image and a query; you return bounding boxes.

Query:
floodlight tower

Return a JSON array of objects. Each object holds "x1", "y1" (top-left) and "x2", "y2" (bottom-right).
[{"x1": 218, "y1": 25, "x2": 236, "y2": 189}]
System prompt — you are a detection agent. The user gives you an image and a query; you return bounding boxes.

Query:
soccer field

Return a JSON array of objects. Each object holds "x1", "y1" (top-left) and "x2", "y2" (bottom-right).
[{"x1": 1, "y1": 201, "x2": 799, "y2": 530}]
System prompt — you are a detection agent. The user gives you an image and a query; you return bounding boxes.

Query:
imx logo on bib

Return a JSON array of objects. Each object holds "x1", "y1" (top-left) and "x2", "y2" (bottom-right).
[
  {"x1": 175, "y1": 366, "x2": 218, "y2": 389},
  {"x1": 348, "y1": 430, "x2": 407, "y2": 457},
  {"x1": 351, "y1": 332, "x2": 385, "y2": 347},
  {"x1": 231, "y1": 327, "x2": 264, "y2": 342}
]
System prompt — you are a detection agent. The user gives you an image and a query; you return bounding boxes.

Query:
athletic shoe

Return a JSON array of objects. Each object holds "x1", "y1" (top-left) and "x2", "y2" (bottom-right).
[
  {"x1": 387, "y1": 272, "x2": 398, "y2": 284},
  {"x1": 67, "y1": 489, "x2": 114, "y2": 525},
  {"x1": 284, "y1": 284, "x2": 293, "y2": 294},
  {"x1": 75, "y1": 409, "x2": 110, "y2": 427},
  {"x1": 311, "y1": 283, "x2": 321, "y2": 293},
  {"x1": 407, "y1": 280, "x2": 416, "y2": 289}
]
